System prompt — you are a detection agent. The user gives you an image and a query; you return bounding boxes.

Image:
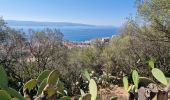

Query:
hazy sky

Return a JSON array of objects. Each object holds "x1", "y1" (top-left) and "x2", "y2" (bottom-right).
[{"x1": 0, "y1": 0, "x2": 136, "y2": 26}]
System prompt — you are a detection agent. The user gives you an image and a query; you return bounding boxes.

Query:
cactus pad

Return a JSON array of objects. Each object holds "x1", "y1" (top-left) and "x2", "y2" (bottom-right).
[
  {"x1": 89, "y1": 79, "x2": 97, "y2": 100},
  {"x1": 152, "y1": 68, "x2": 168, "y2": 85}
]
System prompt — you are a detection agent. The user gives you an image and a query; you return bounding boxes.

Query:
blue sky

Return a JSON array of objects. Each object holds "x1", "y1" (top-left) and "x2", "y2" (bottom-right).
[{"x1": 0, "y1": 0, "x2": 136, "y2": 26}]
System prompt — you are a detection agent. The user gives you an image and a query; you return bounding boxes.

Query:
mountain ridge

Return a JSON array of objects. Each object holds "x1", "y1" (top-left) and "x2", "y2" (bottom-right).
[{"x1": 6, "y1": 20, "x2": 97, "y2": 27}]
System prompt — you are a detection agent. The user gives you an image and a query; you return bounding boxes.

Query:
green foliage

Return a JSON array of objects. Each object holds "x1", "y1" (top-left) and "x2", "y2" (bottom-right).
[
  {"x1": 45, "y1": 85, "x2": 56, "y2": 97},
  {"x1": 79, "y1": 71, "x2": 98, "y2": 100},
  {"x1": 132, "y1": 70, "x2": 139, "y2": 92},
  {"x1": 36, "y1": 69, "x2": 68, "y2": 99},
  {"x1": 47, "y1": 70, "x2": 60, "y2": 85},
  {"x1": 37, "y1": 70, "x2": 50, "y2": 84},
  {"x1": 148, "y1": 59, "x2": 155, "y2": 69},
  {"x1": 0, "y1": 65, "x2": 25, "y2": 100},
  {"x1": 23, "y1": 79, "x2": 37, "y2": 92},
  {"x1": 152, "y1": 68, "x2": 168, "y2": 85},
  {"x1": 0, "y1": 65, "x2": 8, "y2": 89},
  {"x1": 166, "y1": 77, "x2": 170, "y2": 83},
  {"x1": 89, "y1": 79, "x2": 97, "y2": 100},
  {"x1": 57, "y1": 80, "x2": 65, "y2": 94},
  {"x1": 0, "y1": 67, "x2": 68, "y2": 99},
  {"x1": 5, "y1": 87, "x2": 24, "y2": 100},
  {"x1": 128, "y1": 85, "x2": 135, "y2": 92},
  {"x1": 83, "y1": 69, "x2": 91, "y2": 81},
  {"x1": 122, "y1": 70, "x2": 157, "y2": 93},
  {"x1": 0, "y1": 90, "x2": 12, "y2": 100},
  {"x1": 123, "y1": 76, "x2": 129, "y2": 91},
  {"x1": 37, "y1": 78, "x2": 47, "y2": 96}
]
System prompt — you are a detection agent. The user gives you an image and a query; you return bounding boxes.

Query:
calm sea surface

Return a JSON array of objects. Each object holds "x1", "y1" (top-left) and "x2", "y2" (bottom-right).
[{"x1": 10, "y1": 26, "x2": 119, "y2": 42}]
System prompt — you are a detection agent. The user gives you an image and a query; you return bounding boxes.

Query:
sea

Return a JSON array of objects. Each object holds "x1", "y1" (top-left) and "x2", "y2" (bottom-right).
[{"x1": 10, "y1": 26, "x2": 119, "y2": 42}]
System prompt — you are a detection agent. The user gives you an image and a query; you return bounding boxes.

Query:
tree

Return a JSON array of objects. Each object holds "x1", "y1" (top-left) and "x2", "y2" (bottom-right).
[
  {"x1": 12, "y1": 29, "x2": 68, "y2": 81},
  {"x1": 137, "y1": 0, "x2": 170, "y2": 42}
]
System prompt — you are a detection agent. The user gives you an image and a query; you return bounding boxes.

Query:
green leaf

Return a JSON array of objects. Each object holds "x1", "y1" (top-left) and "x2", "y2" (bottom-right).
[
  {"x1": 128, "y1": 85, "x2": 135, "y2": 92},
  {"x1": 60, "y1": 96, "x2": 70, "y2": 100},
  {"x1": 0, "y1": 90, "x2": 12, "y2": 100},
  {"x1": 82, "y1": 93, "x2": 91, "y2": 100},
  {"x1": 83, "y1": 69, "x2": 90, "y2": 81},
  {"x1": 37, "y1": 78, "x2": 47, "y2": 96},
  {"x1": 89, "y1": 79, "x2": 97, "y2": 100},
  {"x1": 132, "y1": 70, "x2": 139, "y2": 92},
  {"x1": 5, "y1": 87, "x2": 24, "y2": 100},
  {"x1": 123, "y1": 76, "x2": 128, "y2": 91},
  {"x1": 23, "y1": 79, "x2": 37, "y2": 92},
  {"x1": 46, "y1": 85, "x2": 56, "y2": 97},
  {"x1": 37, "y1": 70, "x2": 50, "y2": 84},
  {"x1": 0, "y1": 65, "x2": 8, "y2": 88},
  {"x1": 152, "y1": 68, "x2": 168, "y2": 85},
  {"x1": 166, "y1": 77, "x2": 170, "y2": 83},
  {"x1": 57, "y1": 80, "x2": 65, "y2": 94},
  {"x1": 127, "y1": 85, "x2": 132, "y2": 92},
  {"x1": 47, "y1": 70, "x2": 60, "y2": 85},
  {"x1": 148, "y1": 59, "x2": 155, "y2": 69}
]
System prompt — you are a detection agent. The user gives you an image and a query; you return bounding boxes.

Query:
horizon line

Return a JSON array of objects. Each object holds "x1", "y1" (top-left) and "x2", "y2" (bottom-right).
[{"x1": 5, "y1": 19, "x2": 121, "y2": 27}]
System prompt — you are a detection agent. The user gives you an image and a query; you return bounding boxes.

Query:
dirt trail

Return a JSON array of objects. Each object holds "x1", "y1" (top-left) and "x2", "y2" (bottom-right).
[{"x1": 99, "y1": 85, "x2": 129, "y2": 100}]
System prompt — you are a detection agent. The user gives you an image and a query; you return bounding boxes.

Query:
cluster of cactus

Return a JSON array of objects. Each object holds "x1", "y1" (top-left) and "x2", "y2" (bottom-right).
[
  {"x1": 79, "y1": 69, "x2": 98, "y2": 100},
  {"x1": 148, "y1": 59, "x2": 168, "y2": 86},
  {"x1": 123, "y1": 70, "x2": 144, "y2": 92},
  {"x1": 148, "y1": 59, "x2": 170, "y2": 99},
  {"x1": 123, "y1": 69, "x2": 159, "y2": 99},
  {"x1": 96, "y1": 71, "x2": 116, "y2": 88},
  {"x1": 80, "y1": 69, "x2": 118, "y2": 100},
  {"x1": 123, "y1": 59, "x2": 170, "y2": 100},
  {"x1": 82, "y1": 69, "x2": 115, "y2": 88},
  {"x1": 0, "y1": 65, "x2": 70, "y2": 100}
]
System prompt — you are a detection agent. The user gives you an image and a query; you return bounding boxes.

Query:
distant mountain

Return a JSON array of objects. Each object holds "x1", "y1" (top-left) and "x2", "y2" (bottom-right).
[{"x1": 6, "y1": 20, "x2": 95, "y2": 27}]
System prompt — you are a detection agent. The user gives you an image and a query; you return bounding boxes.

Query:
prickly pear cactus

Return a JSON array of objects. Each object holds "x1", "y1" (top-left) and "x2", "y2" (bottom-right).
[
  {"x1": 37, "y1": 78, "x2": 47, "y2": 96},
  {"x1": 0, "y1": 68, "x2": 69, "y2": 100},
  {"x1": 148, "y1": 59, "x2": 155, "y2": 69},
  {"x1": 128, "y1": 85, "x2": 135, "y2": 92},
  {"x1": 47, "y1": 70, "x2": 59, "y2": 85},
  {"x1": 0, "y1": 65, "x2": 24, "y2": 100},
  {"x1": 89, "y1": 79, "x2": 97, "y2": 100},
  {"x1": 132, "y1": 70, "x2": 139, "y2": 92},
  {"x1": 152, "y1": 68, "x2": 168, "y2": 85},
  {"x1": 57, "y1": 80, "x2": 65, "y2": 94},
  {"x1": 23, "y1": 79, "x2": 37, "y2": 92},
  {"x1": 0, "y1": 90, "x2": 12, "y2": 100},
  {"x1": 43, "y1": 84, "x2": 56, "y2": 97},
  {"x1": 0, "y1": 65, "x2": 8, "y2": 89},
  {"x1": 83, "y1": 69, "x2": 91, "y2": 81},
  {"x1": 123, "y1": 76, "x2": 129, "y2": 91},
  {"x1": 37, "y1": 70, "x2": 50, "y2": 84},
  {"x1": 5, "y1": 87, "x2": 24, "y2": 100}
]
